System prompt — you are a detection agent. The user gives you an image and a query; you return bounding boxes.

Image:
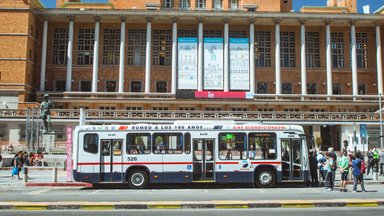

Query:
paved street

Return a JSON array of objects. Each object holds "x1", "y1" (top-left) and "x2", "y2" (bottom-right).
[{"x1": 0, "y1": 207, "x2": 384, "y2": 216}]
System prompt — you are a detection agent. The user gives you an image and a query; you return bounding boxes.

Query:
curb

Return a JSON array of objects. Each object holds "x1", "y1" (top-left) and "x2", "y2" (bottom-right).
[
  {"x1": 25, "y1": 182, "x2": 93, "y2": 187},
  {"x1": 0, "y1": 199, "x2": 383, "y2": 210}
]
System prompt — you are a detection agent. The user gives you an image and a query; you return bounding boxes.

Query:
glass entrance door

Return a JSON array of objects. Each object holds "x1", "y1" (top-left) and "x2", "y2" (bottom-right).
[
  {"x1": 281, "y1": 139, "x2": 303, "y2": 180},
  {"x1": 193, "y1": 139, "x2": 214, "y2": 181},
  {"x1": 100, "y1": 139, "x2": 123, "y2": 182}
]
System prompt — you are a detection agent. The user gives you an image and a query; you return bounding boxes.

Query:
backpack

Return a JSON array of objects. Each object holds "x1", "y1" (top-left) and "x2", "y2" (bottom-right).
[{"x1": 360, "y1": 160, "x2": 366, "y2": 174}]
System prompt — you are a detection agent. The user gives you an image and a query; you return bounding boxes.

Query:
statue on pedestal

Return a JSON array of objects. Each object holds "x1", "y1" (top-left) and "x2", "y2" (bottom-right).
[{"x1": 40, "y1": 94, "x2": 54, "y2": 134}]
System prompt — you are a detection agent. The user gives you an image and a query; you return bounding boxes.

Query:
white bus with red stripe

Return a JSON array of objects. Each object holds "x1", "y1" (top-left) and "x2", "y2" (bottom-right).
[{"x1": 72, "y1": 121, "x2": 310, "y2": 188}]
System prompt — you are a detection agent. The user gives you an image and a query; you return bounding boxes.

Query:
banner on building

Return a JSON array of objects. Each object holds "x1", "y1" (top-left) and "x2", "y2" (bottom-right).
[
  {"x1": 177, "y1": 37, "x2": 198, "y2": 89},
  {"x1": 360, "y1": 124, "x2": 368, "y2": 145},
  {"x1": 230, "y1": 38, "x2": 250, "y2": 90},
  {"x1": 204, "y1": 38, "x2": 224, "y2": 90}
]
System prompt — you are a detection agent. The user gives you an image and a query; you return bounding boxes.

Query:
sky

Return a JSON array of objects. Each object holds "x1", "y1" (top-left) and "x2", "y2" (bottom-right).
[{"x1": 40, "y1": 0, "x2": 383, "y2": 13}]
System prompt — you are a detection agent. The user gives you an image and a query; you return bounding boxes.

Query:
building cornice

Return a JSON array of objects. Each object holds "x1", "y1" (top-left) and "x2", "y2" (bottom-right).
[{"x1": 35, "y1": 8, "x2": 384, "y2": 24}]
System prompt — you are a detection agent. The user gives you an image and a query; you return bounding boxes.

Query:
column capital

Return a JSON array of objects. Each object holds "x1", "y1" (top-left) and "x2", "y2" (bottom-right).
[
  {"x1": 324, "y1": 20, "x2": 332, "y2": 25},
  {"x1": 172, "y1": 17, "x2": 178, "y2": 23},
  {"x1": 68, "y1": 16, "x2": 75, "y2": 22},
  {"x1": 146, "y1": 17, "x2": 152, "y2": 22},
  {"x1": 299, "y1": 19, "x2": 306, "y2": 25},
  {"x1": 94, "y1": 16, "x2": 101, "y2": 22},
  {"x1": 120, "y1": 17, "x2": 126, "y2": 22},
  {"x1": 198, "y1": 18, "x2": 204, "y2": 23},
  {"x1": 349, "y1": 20, "x2": 356, "y2": 26},
  {"x1": 223, "y1": 18, "x2": 230, "y2": 23},
  {"x1": 274, "y1": 19, "x2": 281, "y2": 25},
  {"x1": 249, "y1": 18, "x2": 255, "y2": 24}
]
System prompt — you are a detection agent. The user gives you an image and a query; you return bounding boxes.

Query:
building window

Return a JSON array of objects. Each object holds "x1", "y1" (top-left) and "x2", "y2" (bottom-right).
[
  {"x1": 358, "y1": 83, "x2": 366, "y2": 95},
  {"x1": 18, "y1": 125, "x2": 26, "y2": 141},
  {"x1": 331, "y1": 32, "x2": 344, "y2": 68},
  {"x1": 105, "y1": 81, "x2": 117, "y2": 92},
  {"x1": 205, "y1": 107, "x2": 222, "y2": 111},
  {"x1": 306, "y1": 32, "x2": 320, "y2": 68},
  {"x1": 127, "y1": 29, "x2": 146, "y2": 65},
  {"x1": 229, "y1": 31, "x2": 246, "y2": 38},
  {"x1": 333, "y1": 83, "x2": 342, "y2": 95},
  {"x1": 153, "y1": 107, "x2": 169, "y2": 111},
  {"x1": 162, "y1": 0, "x2": 173, "y2": 8},
  {"x1": 55, "y1": 80, "x2": 66, "y2": 92},
  {"x1": 153, "y1": 30, "x2": 172, "y2": 66},
  {"x1": 282, "y1": 83, "x2": 292, "y2": 94},
  {"x1": 179, "y1": 0, "x2": 190, "y2": 9},
  {"x1": 178, "y1": 29, "x2": 197, "y2": 37},
  {"x1": 0, "y1": 124, "x2": 7, "y2": 141},
  {"x1": 130, "y1": 81, "x2": 142, "y2": 92},
  {"x1": 178, "y1": 107, "x2": 195, "y2": 111},
  {"x1": 356, "y1": 33, "x2": 368, "y2": 69},
  {"x1": 156, "y1": 81, "x2": 167, "y2": 92},
  {"x1": 77, "y1": 28, "x2": 95, "y2": 65},
  {"x1": 102, "y1": 29, "x2": 120, "y2": 65},
  {"x1": 126, "y1": 106, "x2": 143, "y2": 111},
  {"x1": 255, "y1": 31, "x2": 271, "y2": 67},
  {"x1": 280, "y1": 32, "x2": 296, "y2": 67},
  {"x1": 196, "y1": 0, "x2": 206, "y2": 9},
  {"x1": 52, "y1": 28, "x2": 68, "y2": 65},
  {"x1": 80, "y1": 80, "x2": 91, "y2": 92},
  {"x1": 256, "y1": 82, "x2": 268, "y2": 94},
  {"x1": 229, "y1": 0, "x2": 238, "y2": 10},
  {"x1": 213, "y1": 0, "x2": 222, "y2": 9},
  {"x1": 232, "y1": 107, "x2": 248, "y2": 112},
  {"x1": 307, "y1": 83, "x2": 317, "y2": 94},
  {"x1": 204, "y1": 30, "x2": 222, "y2": 38}
]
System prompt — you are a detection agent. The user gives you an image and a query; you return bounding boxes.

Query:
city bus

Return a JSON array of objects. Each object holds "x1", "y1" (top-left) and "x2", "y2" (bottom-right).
[{"x1": 72, "y1": 121, "x2": 311, "y2": 188}]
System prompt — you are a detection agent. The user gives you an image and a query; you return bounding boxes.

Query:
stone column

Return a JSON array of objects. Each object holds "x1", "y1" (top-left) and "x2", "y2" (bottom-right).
[
  {"x1": 66, "y1": 16, "x2": 74, "y2": 92},
  {"x1": 325, "y1": 21, "x2": 332, "y2": 96},
  {"x1": 275, "y1": 20, "x2": 281, "y2": 95},
  {"x1": 198, "y1": 19, "x2": 203, "y2": 91},
  {"x1": 300, "y1": 21, "x2": 307, "y2": 96},
  {"x1": 92, "y1": 17, "x2": 100, "y2": 93},
  {"x1": 350, "y1": 22, "x2": 358, "y2": 96},
  {"x1": 249, "y1": 20, "x2": 255, "y2": 95},
  {"x1": 40, "y1": 18, "x2": 48, "y2": 92},
  {"x1": 171, "y1": 18, "x2": 178, "y2": 94},
  {"x1": 224, "y1": 20, "x2": 229, "y2": 92},
  {"x1": 118, "y1": 17, "x2": 126, "y2": 93},
  {"x1": 145, "y1": 17, "x2": 152, "y2": 94},
  {"x1": 376, "y1": 24, "x2": 383, "y2": 95}
]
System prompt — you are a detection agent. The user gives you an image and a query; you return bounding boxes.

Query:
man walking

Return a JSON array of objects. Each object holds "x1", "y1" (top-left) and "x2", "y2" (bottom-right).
[
  {"x1": 379, "y1": 148, "x2": 384, "y2": 176},
  {"x1": 351, "y1": 152, "x2": 366, "y2": 192},
  {"x1": 366, "y1": 148, "x2": 374, "y2": 175},
  {"x1": 338, "y1": 151, "x2": 350, "y2": 192}
]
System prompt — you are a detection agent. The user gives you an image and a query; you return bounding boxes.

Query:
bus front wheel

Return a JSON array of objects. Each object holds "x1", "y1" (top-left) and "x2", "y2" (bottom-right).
[
  {"x1": 127, "y1": 170, "x2": 148, "y2": 189},
  {"x1": 255, "y1": 168, "x2": 276, "y2": 188}
]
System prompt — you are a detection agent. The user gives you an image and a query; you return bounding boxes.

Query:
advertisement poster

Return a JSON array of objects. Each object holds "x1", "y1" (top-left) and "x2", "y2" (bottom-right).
[
  {"x1": 229, "y1": 38, "x2": 250, "y2": 90},
  {"x1": 66, "y1": 126, "x2": 73, "y2": 182},
  {"x1": 177, "y1": 37, "x2": 198, "y2": 89},
  {"x1": 204, "y1": 38, "x2": 224, "y2": 90}
]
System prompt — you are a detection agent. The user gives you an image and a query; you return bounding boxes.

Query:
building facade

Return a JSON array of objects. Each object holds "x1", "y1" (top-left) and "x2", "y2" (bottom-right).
[{"x1": 0, "y1": 0, "x2": 384, "y2": 152}]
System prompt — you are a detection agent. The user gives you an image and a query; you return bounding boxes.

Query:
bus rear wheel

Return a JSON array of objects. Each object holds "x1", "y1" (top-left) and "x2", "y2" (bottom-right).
[
  {"x1": 127, "y1": 170, "x2": 148, "y2": 189},
  {"x1": 255, "y1": 168, "x2": 276, "y2": 188}
]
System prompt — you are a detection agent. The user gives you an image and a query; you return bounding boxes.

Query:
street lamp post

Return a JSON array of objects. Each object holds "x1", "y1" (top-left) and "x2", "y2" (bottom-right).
[{"x1": 380, "y1": 93, "x2": 383, "y2": 148}]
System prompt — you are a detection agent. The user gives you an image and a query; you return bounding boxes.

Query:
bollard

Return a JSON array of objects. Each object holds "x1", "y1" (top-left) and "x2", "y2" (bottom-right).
[
  {"x1": 23, "y1": 167, "x2": 28, "y2": 183},
  {"x1": 52, "y1": 167, "x2": 58, "y2": 183}
]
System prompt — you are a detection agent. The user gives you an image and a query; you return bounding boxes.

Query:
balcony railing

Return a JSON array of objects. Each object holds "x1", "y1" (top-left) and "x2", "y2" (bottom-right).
[{"x1": 0, "y1": 109, "x2": 380, "y2": 123}]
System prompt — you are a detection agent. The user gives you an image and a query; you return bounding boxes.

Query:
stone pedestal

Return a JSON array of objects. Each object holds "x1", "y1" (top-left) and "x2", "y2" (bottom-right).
[{"x1": 42, "y1": 134, "x2": 55, "y2": 153}]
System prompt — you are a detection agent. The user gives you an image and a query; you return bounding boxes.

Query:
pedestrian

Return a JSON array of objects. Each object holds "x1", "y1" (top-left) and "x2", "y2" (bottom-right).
[
  {"x1": 11, "y1": 151, "x2": 23, "y2": 180},
  {"x1": 372, "y1": 147, "x2": 379, "y2": 173},
  {"x1": 338, "y1": 151, "x2": 350, "y2": 192},
  {"x1": 379, "y1": 148, "x2": 384, "y2": 176},
  {"x1": 316, "y1": 151, "x2": 326, "y2": 185},
  {"x1": 351, "y1": 151, "x2": 366, "y2": 192},
  {"x1": 366, "y1": 148, "x2": 374, "y2": 175},
  {"x1": 328, "y1": 147, "x2": 337, "y2": 189},
  {"x1": 324, "y1": 152, "x2": 335, "y2": 191},
  {"x1": 309, "y1": 150, "x2": 319, "y2": 187}
]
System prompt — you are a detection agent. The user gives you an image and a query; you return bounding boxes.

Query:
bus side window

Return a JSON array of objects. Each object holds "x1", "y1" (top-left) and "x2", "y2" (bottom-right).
[
  {"x1": 184, "y1": 133, "x2": 191, "y2": 154},
  {"x1": 83, "y1": 134, "x2": 98, "y2": 154},
  {"x1": 218, "y1": 133, "x2": 246, "y2": 160},
  {"x1": 127, "y1": 134, "x2": 151, "y2": 155}
]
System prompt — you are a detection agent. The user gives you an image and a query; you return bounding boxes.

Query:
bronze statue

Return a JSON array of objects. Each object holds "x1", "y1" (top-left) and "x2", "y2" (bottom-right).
[{"x1": 40, "y1": 94, "x2": 54, "y2": 133}]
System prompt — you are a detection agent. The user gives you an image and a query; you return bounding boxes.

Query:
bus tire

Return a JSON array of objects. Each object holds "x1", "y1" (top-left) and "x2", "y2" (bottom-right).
[
  {"x1": 127, "y1": 170, "x2": 148, "y2": 189},
  {"x1": 255, "y1": 168, "x2": 276, "y2": 188}
]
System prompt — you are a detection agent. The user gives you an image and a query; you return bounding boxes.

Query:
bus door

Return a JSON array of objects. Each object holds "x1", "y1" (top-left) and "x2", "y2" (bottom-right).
[
  {"x1": 100, "y1": 139, "x2": 123, "y2": 182},
  {"x1": 281, "y1": 139, "x2": 303, "y2": 180},
  {"x1": 193, "y1": 139, "x2": 214, "y2": 181}
]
